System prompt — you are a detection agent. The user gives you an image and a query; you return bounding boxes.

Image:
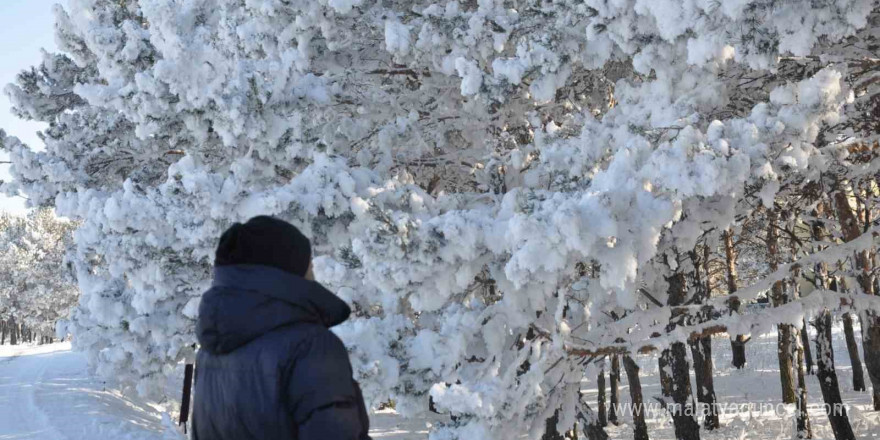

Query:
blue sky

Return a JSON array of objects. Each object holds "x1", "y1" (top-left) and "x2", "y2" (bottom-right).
[{"x1": 0, "y1": 1, "x2": 59, "y2": 215}]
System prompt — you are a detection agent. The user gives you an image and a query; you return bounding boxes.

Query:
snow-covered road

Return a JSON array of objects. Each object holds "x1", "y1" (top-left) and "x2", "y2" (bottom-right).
[
  {"x1": 0, "y1": 343, "x2": 428, "y2": 440},
  {"x1": 0, "y1": 342, "x2": 165, "y2": 439},
  {"x1": 10, "y1": 331, "x2": 878, "y2": 440}
]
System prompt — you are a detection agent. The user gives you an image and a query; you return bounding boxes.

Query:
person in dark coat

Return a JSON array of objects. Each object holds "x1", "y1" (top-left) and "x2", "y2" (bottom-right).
[{"x1": 193, "y1": 216, "x2": 371, "y2": 439}]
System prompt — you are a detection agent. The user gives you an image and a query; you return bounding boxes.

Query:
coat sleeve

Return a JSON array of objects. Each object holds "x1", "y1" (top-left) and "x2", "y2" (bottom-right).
[{"x1": 286, "y1": 330, "x2": 369, "y2": 439}]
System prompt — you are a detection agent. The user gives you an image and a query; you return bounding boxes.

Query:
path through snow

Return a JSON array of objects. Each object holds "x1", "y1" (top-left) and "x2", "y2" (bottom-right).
[
  {"x1": 4, "y1": 326, "x2": 880, "y2": 439},
  {"x1": 0, "y1": 342, "x2": 427, "y2": 439},
  {"x1": 0, "y1": 342, "x2": 164, "y2": 439}
]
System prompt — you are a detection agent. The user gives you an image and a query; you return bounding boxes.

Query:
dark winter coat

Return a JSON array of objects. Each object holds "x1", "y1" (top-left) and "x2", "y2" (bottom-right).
[{"x1": 192, "y1": 264, "x2": 371, "y2": 440}]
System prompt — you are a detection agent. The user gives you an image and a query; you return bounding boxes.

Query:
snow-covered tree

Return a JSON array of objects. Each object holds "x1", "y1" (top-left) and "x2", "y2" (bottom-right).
[
  {"x1": 0, "y1": 208, "x2": 78, "y2": 342},
  {"x1": 2, "y1": 1, "x2": 879, "y2": 439}
]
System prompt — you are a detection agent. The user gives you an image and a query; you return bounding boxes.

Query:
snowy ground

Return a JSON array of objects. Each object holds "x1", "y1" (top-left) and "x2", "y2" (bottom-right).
[
  {"x1": 0, "y1": 342, "x2": 426, "y2": 439},
  {"x1": 0, "y1": 342, "x2": 165, "y2": 439},
  {"x1": 2, "y1": 324, "x2": 880, "y2": 439},
  {"x1": 583, "y1": 322, "x2": 880, "y2": 439}
]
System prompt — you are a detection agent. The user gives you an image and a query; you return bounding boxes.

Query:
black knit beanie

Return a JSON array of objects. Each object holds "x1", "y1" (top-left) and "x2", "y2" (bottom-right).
[{"x1": 215, "y1": 216, "x2": 312, "y2": 277}]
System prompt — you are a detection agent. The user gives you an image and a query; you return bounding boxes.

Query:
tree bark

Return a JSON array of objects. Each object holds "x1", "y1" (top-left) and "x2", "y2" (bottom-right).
[
  {"x1": 542, "y1": 410, "x2": 565, "y2": 440},
  {"x1": 10, "y1": 317, "x2": 17, "y2": 346},
  {"x1": 658, "y1": 343, "x2": 700, "y2": 440},
  {"x1": 658, "y1": 269, "x2": 700, "y2": 440},
  {"x1": 767, "y1": 209, "x2": 796, "y2": 404},
  {"x1": 815, "y1": 311, "x2": 856, "y2": 440},
  {"x1": 690, "y1": 336, "x2": 719, "y2": 430},
  {"x1": 801, "y1": 318, "x2": 814, "y2": 374},
  {"x1": 794, "y1": 326, "x2": 812, "y2": 439},
  {"x1": 834, "y1": 188, "x2": 880, "y2": 408},
  {"x1": 597, "y1": 368, "x2": 607, "y2": 427},
  {"x1": 723, "y1": 229, "x2": 748, "y2": 369},
  {"x1": 622, "y1": 355, "x2": 649, "y2": 440},
  {"x1": 790, "y1": 267, "x2": 813, "y2": 438},
  {"x1": 609, "y1": 355, "x2": 620, "y2": 425},
  {"x1": 862, "y1": 313, "x2": 880, "y2": 410},
  {"x1": 688, "y1": 246, "x2": 719, "y2": 430},
  {"x1": 842, "y1": 313, "x2": 866, "y2": 391}
]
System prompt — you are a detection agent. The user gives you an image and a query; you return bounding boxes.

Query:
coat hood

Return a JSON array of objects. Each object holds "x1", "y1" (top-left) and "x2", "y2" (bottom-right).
[{"x1": 196, "y1": 264, "x2": 351, "y2": 354}]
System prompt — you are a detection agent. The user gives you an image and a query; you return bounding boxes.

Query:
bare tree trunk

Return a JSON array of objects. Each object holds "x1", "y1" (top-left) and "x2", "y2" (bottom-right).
[
  {"x1": 690, "y1": 336, "x2": 719, "y2": 430},
  {"x1": 723, "y1": 229, "x2": 748, "y2": 369},
  {"x1": 815, "y1": 311, "x2": 856, "y2": 440},
  {"x1": 658, "y1": 269, "x2": 700, "y2": 440},
  {"x1": 609, "y1": 356, "x2": 620, "y2": 425},
  {"x1": 1, "y1": 321, "x2": 6, "y2": 345},
  {"x1": 597, "y1": 368, "x2": 607, "y2": 427},
  {"x1": 801, "y1": 318, "x2": 814, "y2": 374},
  {"x1": 807, "y1": 205, "x2": 858, "y2": 437},
  {"x1": 794, "y1": 326, "x2": 812, "y2": 438},
  {"x1": 768, "y1": 209, "x2": 796, "y2": 404},
  {"x1": 542, "y1": 410, "x2": 565, "y2": 440},
  {"x1": 659, "y1": 344, "x2": 700, "y2": 440},
  {"x1": 10, "y1": 317, "x2": 17, "y2": 346},
  {"x1": 689, "y1": 246, "x2": 719, "y2": 430},
  {"x1": 862, "y1": 313, "x2": 880, "y2": 410},
  {"x1": 843, "y1": 313, "x2": 866, "y2": 391},
  {"x1": 622, "y1": 356, "x2": 649, "y2": 440},
  {"x1": 791, "y1": 268, "x2": 812, "y2": 438},
  {"x1": 834, "y1": 189, "x2": 880, "y2": 409}
]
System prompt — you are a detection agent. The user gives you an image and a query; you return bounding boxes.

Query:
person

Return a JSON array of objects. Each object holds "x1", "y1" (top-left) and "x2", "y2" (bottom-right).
[{"x1": 192, "y1": 216, "x2": 371, "y2": 439}]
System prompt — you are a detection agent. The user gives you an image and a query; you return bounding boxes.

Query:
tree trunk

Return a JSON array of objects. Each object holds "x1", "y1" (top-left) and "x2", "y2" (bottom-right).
[
  {"x1": 775, "y1": 308, "x2": 796, "y2": 402},
  {"x1": 690, "y1": 336, "x2": 719, "y2": 430},
  {"x1": 597, "y1": 368, "x2": 607, "y2": 427},
  {"x1": 794, "y1": 326, "x2": 813, "y2": 439},
  {"x1": 790, "y1": 267, "x2": 812, "y2": 438},
  {"x1": 862, "y1": 313, "x2": 880, "y2": 410},
  {"x1": 1, "y1": 321, "x2": 6, "y2": 345},
  {"x1": 842, "y1": 313, "x2": 866, "y2": 391},
  {"x1": 801, "y1": 318, "x2": 814, "y2": 374},
  {"x1": 834, "y1": 189, "x2": 880, "y2": 408},
  {"x1": 723, "y1": 229, "x2": 748, "y2": 369},
  {"x1": 10, "y1": 317, "x2": 17, "y2": 346},
  {"x1": 815, "y1": 311, "x2": 856, "y2": 440},
  {"x1": 622, "y1": 356, "x2": 649, "y2": 440},
  {"x1": 659, "y1": 344, "x2": 700, "y2": 440},
  {"x1": 767, "y1": 209, "x2": 796, "y2": 404},
  {"x1": 658, "y1": 269, "x2": 700, "y2": 440},
  {"x1": 609, "y1": 355, "x2": 620, "y2": 425},
  {"x1": 542, "y1": 410, "x2": 565, "y2": 440},
  {"x1": 688, "y1": 246, "x2": 719, "y2": 430}
]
